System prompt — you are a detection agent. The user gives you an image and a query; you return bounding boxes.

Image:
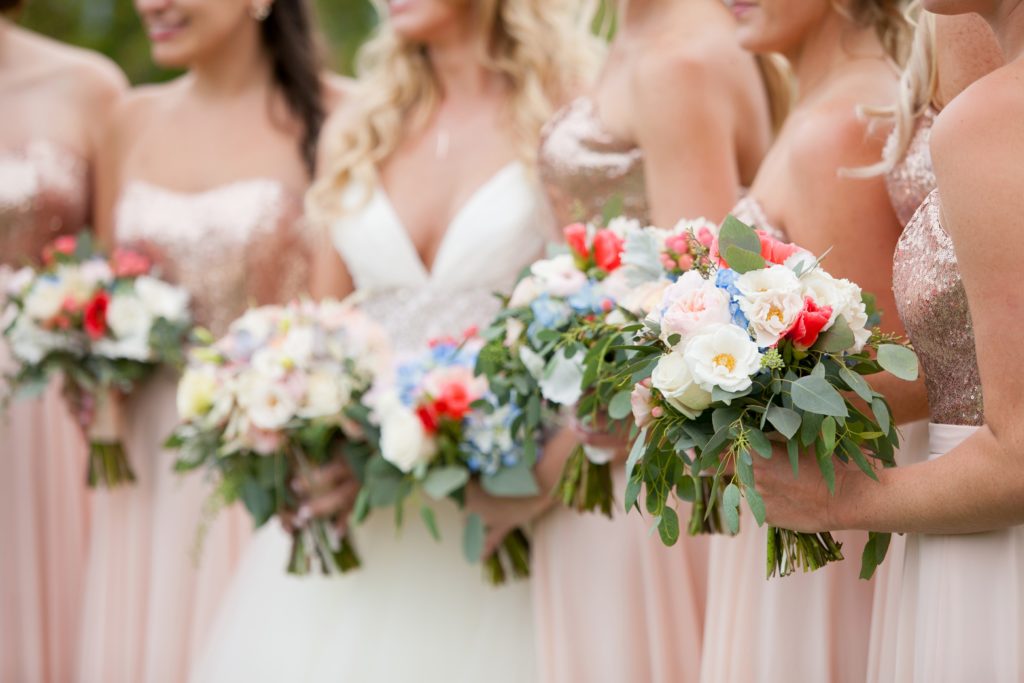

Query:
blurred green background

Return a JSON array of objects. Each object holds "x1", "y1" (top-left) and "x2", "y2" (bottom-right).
[{"x1": 17, "y1": 0, "x2": 380, "y2": 83}]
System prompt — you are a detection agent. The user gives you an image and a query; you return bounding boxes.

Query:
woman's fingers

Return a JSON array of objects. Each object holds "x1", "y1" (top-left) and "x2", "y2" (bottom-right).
[{"x1": 292, "y1": 460, "x2": 352, "y2": 495}]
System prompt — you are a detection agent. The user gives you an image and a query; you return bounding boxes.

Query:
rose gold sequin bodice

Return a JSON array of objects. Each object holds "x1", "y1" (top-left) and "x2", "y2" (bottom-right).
[
  {"x1": 538, "y1": 96, "x2": 649, "y2": 226},
  {"x1": 115, "y1": 179, "x2": 311, "y2": 337},
  {"x1": 0, "y1": 141, "x2": 88, "y2": 266},
  {"x1": 892, "y1": 191, "x2": 983, "y2": 426},
  {"x1": 884, "y1": 108, "x2": 937, "y2": 227}
]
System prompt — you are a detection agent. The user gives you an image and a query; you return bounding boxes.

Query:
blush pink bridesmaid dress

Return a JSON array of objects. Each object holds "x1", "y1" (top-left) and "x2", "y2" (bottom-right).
[
  {"x1": 877, "y1": 177, "x2": 1024, "y2": 681},
  {"x1": 697, "y1": 197, "x2": 881, "y2": 683},
  {"x1": 75, "y1": 178, "x2": 311, "y2": 683},
  {"x1": 0, "y1": 140, "x2": 91, "y2": 683},
  {"x1": 533, "y1": 96, "x2": 710, "y2": 683}
]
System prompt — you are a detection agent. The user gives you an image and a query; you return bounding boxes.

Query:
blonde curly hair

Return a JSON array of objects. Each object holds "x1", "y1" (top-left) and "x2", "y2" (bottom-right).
[{"x1": 308, "y1": 0, "x2": 600, "y2": 222}]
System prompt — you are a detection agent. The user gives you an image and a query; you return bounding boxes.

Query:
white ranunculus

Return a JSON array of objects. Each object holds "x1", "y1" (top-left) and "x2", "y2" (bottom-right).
[
  {"x1": 107, "y1": 293, "x2": 155, "y2": 342},
  {"x1": 531, "y1": 255, "x2": 587, "y2": 298},
  {"x1": 23, "y1": 278, "x2": 66, "y2": 322},
  {"x1": 177, "y1": 367, "x2": 218, "y2": 421},
  {"x1": 238, "y1": 371, "x2": 296, "y2": 431},
  {"x1": 684, "y1": 324, "x2": 763, "y2": 394},
  {"x1": 658, "y1": 270, "x2": 733, "y2": 344},
  {"x1": 135, "y1": 276, "x2": 190, "y2": 323},
  {"x1": 736, "y1": 265, "x2": 804, "y2": 347},
  {"x1": 799, "y1": 270, "x2": 871, "y2": 351},
  {"x1": 300, "y1": 368, "x2": 351, "y2": 419},
  {"x1": 539, "y1": 350, "x2": 585, "y2": 406},
  {"x1": 509, "y1": 275, "x2": 542, "y2": 308},
  {"x1": 377, "y1": 393, "x2": 437, "y2": 473},
  {"x1": 651, "y1": 348, "x2": 713, "y2": 418}
]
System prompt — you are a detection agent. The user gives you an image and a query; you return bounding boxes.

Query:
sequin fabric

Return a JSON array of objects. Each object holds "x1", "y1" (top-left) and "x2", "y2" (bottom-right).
[
  {"x1": 892, "y1": 191, "x2": 983, "y2": 425},
  {"x1": 884, "y1": 108, "x2": 937, "y2": 227},
  {"x1": 115, "y1": 179, "x2": 311, "y2": 337},
  {"x1": 538, "y1": 96, "x2": 650, "y2": 226},
  {"x1": 0, "y1": 140, "x2": 88, "y2": 266}
]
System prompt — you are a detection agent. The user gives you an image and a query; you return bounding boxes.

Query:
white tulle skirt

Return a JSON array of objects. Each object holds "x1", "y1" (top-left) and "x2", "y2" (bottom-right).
[
  {"x1": 868, "y1": 422, "x2": 1024, "y2": 682},
  {"x1": 190, "y1": 499, "x2": 537, "y2": 683}
]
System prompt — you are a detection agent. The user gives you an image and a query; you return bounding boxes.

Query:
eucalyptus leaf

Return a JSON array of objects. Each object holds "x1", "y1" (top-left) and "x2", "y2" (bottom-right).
[
  {"x1": 821, "y1": 417, "x2": 837, "y2": 453},
  {"x1": 422, "y1": 467, "x2": 470, "y2": 501},
  {"x1": 676, "y1": 474, "x2": 696, "y2": 502},
  {"x1": 719, "y1": 214, "x2": 762, "y2": 253},
  {"x1": 814, "y1": 316, "x2": 855, "y2": 353},
  {"x1": 625, "y1": 428, "x2": 647, "y2": 478},
  {"x1": 625, "y1": 473, "x2": 643, "y2": 512},
  {"x1": 747, "y1": 428, "x2": 773, "y2": 459},
  {"x1": 463, "y1": 513, "x2": 485, "y2": 563},
  {"x1": 420, "y1": 505, "x2": 440, "y2": 541},
  {"x1": 745, "y1": 486, "x2": 767, "y2": 526},
  {"x1": 723, "y1": 483, "x2": 741, "y2": 535},
  {"x1": 481, "y1": 463, "x2": 540, "y2": 498},
  {"x1": 608, "y1": 390, "x2": 634, "y2": 421},
  {"x1": 840, "y1": 365, "x2": 874, "y2": 403},
  {"x1": 791, "y1": 375, "x2": 849, "y2": 417},
  {"x1": 871, "y1": 397, "x2": 891, "y2": 436},
  {"x1": 723, "y1": 246, "x2": 767, "y2": 274},
  {"x1": 658, "y1": 506, "x2": 680, "y2": 546},
  {"x1": 877, "y1": 344, "x2": 920, "y2": 381},
  {"x1": 766, "y1": 405, "x2": 801, "y2": 440}
]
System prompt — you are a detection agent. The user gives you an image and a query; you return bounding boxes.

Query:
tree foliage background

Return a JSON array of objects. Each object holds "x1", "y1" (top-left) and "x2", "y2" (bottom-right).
[{"x1": 17, "y1": 0, "x2": 380, "y2": 83}]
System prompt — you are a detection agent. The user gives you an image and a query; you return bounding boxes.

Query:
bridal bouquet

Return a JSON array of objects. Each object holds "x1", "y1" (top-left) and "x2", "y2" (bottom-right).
[
  {"x1": 167, "y1": 299, "x2": 389, "y2": 575},
  {"x1": 621, "y1": 217, "x2": 918, "y2": 578},
  {"x1": 476, "y1": 220, "x2": 637, "y2": 516},
  {"x1": 364, "y1": 331, "x2": 539, "y2": 585},
  {"x1": 2, "y1": 233, "x2": 191, "y2": 487}
]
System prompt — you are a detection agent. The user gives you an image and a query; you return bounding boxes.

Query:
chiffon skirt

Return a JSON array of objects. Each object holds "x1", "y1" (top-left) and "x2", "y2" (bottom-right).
[
  {"x1": 75, "y1": 370, "x2": 250, "y2": 683},
  {"x1": 190, "y1": 499, "x2": 537, "y2": 683},
  {"x1": 868, "y1": 422, "x2": 1024, "y2": 682},
  {"x1": 531, "y1": 468, "x2": 709, "y2": 683},
  {"x1": 700, "y1": 421, "x2": 929, "y2": 683},
  {"x1": 0, "y1": 339, "x2": 89, "y2": 683}
]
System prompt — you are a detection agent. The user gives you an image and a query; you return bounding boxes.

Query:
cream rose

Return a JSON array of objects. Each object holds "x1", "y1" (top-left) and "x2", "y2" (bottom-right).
[
  {"x1": 377, "y1": 393, "x2": 437, "y2": 473},
  {"x1": 651, "y1": 348, "x2": 713, "y2": 418},
  {"x1": 658, "y1": 271, "x2": 733, "y2": 344},
  {"x1": 177, "y1": 367, "x2": 218, "y2": 421},
  {"x1": 135, "y1": 276, "x2": 190, "y2": 323},
  {"x1": 684, "y1": 324, "x2": 763, "y2": 394}
]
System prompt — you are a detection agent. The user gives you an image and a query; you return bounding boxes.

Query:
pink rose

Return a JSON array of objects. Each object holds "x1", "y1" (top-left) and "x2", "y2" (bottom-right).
[{"x1": 631, "y1": 382, "x2": 655, "y2": 428}]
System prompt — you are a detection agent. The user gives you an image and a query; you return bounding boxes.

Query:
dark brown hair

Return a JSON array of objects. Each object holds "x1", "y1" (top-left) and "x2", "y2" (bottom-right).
[
  {"x1": 260, "y1": 0, "x2": 325, "y2": 176},
  {"x1": 1, "y1": 0, "x2": 24, "y2": 12},
  {"x1": 849, "y1": 0, "x2": 913, "y2": 64}
]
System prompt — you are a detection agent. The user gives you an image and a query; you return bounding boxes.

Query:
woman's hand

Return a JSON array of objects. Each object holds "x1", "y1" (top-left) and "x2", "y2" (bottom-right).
[
  {"x1": 750, "y1": 443, "x2": 853, "y2": 533},
  {"x1": 464, "y1": 483, "x2": 552, "y2": 557},
  {"x1": 572, "y1": 413, "x2": 631, "y2": 464},
  {"x1": 285, "y1": 460, "x2": 360, "y2": 536}
]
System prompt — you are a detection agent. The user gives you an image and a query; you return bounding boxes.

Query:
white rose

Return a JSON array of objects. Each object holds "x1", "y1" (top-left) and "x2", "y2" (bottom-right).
[
  {"x1": 107, "y1": 293, "x2": 154, "y2": 342},
  {"x1": 684, "y1": 324, "x2": 763, "y2": 394},
  {"x1": 23, "y1": 278, "x2": 66, "y2": 322},
  {"x1": 651, "y1": 349, "x2": 713, "y2": 418},
  {"x1": 93, "y1": 334, "x2": 151, "y2": 361},
  {"x1": 509, "y1": 276, "x2": 542, "y2": 308},
  {"x1": 238, "y1": 371, "x2": 297, "y2": 431},
  {"x1": 658, "y1": 270, "x2": 733, "y2": 344},
  {"x1": 799, "y1": 270, "x2": 871, "y2": 351},
  {"x1": 177, "y1": 367, "x2": 218, "y2": 421},
  {"x1": 135, "y1": 276, "x2": 190, "y2": 323},
  {"x1": 56, "y1": 265, "x2": 97, "y2": 307},
  {"x1": 736, "y1": 265, "x2": 804, "y2": 347},
  {"x1": 7, "y1": 316, "x2": 67, "y2": 364},
  {"x1": 531, "y1": 255, "x2": 587, "y2": 298},
  {"x1": 377, "y1": 393, "x2": 437, "y2": 473},
  {"x1": 299, "y1": 368, "x2": 351, "y2": 419}
]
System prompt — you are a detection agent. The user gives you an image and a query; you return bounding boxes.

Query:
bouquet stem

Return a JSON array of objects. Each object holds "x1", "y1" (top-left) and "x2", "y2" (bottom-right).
[
  {"x1": 554, "y1": 445, "x2": 613, "y2": 517},
  {"x1": 483, "y1": 527, "x2": 531, "y2": 586},
  {"x1": 287, "y1": 520, "x2": 360, "y2": 576},
  {"x1": 688, "y1": 476, "x2": 730, "y2": 536},
  {"x1": 85, "y1": 390, "x2": 134, "y2": 488},
  {"x1": 766, "y1": 527, "x2": 844, "y2": 578}
]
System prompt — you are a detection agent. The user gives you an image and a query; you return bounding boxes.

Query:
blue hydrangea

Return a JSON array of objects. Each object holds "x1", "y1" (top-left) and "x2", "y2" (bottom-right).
[
  {"x1": 566, "y1": 280, "x2": 609, "y2": 315},
  {"x1": 527, "y1": 295, "x2": 572, "y2": 343},
  {"x1": 715, "y1": 268, "x2": 750, "y2": 330},
  {"x1": 463, "y1": 401, "x2": 521, "y2": 476}
]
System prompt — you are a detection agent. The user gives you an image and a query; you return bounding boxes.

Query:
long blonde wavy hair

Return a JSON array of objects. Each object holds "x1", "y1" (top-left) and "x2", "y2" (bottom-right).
[
  {"x1": 308, "y1": 0, "x2": 601, "y2": 222},
  {"x1": 852, "y1": 1, "x2": 935, "y2": 177}
]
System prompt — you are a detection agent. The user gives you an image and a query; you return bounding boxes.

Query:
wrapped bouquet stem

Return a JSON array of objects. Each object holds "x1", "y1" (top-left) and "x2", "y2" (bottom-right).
[{"x1": 85, "y1": 387, "x2": 135, "y2": 487}]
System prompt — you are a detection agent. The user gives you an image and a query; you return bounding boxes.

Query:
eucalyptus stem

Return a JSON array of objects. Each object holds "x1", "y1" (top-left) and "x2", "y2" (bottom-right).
[
  {"x1": 86, "y1": 441, "x2": 136, "y2": 488},
  {"x1": 766, "y1": 527, "x2": 844, "y2": 578}
]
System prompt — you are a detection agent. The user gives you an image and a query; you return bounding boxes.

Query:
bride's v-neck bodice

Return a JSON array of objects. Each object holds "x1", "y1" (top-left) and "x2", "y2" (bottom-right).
[{"x1": 329, "y1": 162, "x2": 552, "y2": 352}]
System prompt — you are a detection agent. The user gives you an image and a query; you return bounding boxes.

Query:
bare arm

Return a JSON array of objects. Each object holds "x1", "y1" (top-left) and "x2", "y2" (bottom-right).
[
  {"x1": 632, "y1": 50, "x2": 743, "y2": 227},
  {"x1": 777, "y1": 104, "x2": 929, "y2": 424}
]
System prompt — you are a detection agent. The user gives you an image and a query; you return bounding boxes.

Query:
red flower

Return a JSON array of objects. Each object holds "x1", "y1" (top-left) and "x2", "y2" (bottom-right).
[
  {"x1": 83, "y1": 291, "x2": 110, "y2": 340},
  {"x1": 563, "y1": 223, "x2": 589, "y2": 260},
  {"x1": 592, "y1": 229, "x2": 624, "y2": 272},
  {"x1": 416, "y1": 404, "x2": 439, "y2": 435},
  {"x1": 757, "y1": 231, "x2": 803, "y2": 265},
  {"x1": 433, "y1": 381, "x2": 474, "y2": 422},
  {"x1": 786, "y1": 297, "x2": 833, "y2": 349},
  {"x1": 42, "y1": 235, "x2": 78, "y2": 265},
  {"x1": 111, "y1": 248, "x2": 152, "y2": 278}
]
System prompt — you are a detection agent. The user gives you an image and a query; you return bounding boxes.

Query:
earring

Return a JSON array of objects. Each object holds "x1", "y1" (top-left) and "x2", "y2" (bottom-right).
[{"x1": 250, "y1": 2, "x2": 271, "y2": 21}]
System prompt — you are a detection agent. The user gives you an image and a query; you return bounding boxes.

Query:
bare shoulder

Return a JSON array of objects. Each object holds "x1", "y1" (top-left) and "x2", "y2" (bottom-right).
[
  {"x1": 16, "y1": 30, "x2": 127, "y2": 104},
  {"x1": 931, "y1": 64, "x2": 1024, "y2": 180},
  {"x1": 104, "y1": 79, "x2": 185, "y2": 148}
]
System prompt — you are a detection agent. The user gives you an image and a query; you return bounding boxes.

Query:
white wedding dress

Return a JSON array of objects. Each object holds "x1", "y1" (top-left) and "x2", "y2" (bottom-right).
[{"x1": 190, "y1": 162, "x2": 551, "y2": 683}]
